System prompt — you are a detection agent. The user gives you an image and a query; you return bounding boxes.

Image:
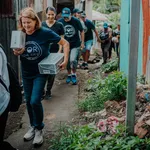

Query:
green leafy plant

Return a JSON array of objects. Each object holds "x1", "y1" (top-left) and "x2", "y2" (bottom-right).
[
  {"x1": 103, "y1": 71, "x2": 127, "y2": 100},
  {"x1": 48, "y1": 124, "x2": 150, "y2": 150},
  {"x1": 48, "y1": 123, "x2": 103, "y2": 150},
  {"x1": 101, "y1": 58, "x2": 119, "y2": 73},
  {"x1": 78, "y1": 71, "x2": 127, "y2": 112}
]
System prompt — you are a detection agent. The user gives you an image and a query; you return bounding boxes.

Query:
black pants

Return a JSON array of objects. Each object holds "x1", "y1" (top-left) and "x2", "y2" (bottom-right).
[
  {"x1": 109, "y1": 41, "x2": 115, "y2": 59},
  {"x1": 46, "y1": 74, "x2": 55, "y2": 94},
  {"x1": 0, "y1": 104, "x2": 16, "y2": 150},
  {"x1": 115, "y1": 42, "x2": 120, "y2": 57},
  {"x1": 101, "y1": 42, "x2": 111, "y2": 63}
]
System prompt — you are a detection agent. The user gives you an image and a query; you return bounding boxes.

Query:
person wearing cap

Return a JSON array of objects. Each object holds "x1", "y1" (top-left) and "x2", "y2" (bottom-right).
[
  {"x1": 80, "y1": 12, "x2": 101, "y2": 69},
  {"x1": 72, "y1": 8, "x2": 82, "y2": 19},
  {"x1": 58, "y1": 7, "x2": 84, "y2": 85},
  {"x1": 99, "y1": 22, "x2": 112, "y2": 64}
]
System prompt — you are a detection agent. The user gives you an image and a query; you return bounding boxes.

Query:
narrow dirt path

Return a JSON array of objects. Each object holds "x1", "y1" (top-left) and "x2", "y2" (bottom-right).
[
  {"x1": 5, "y1": 58, "x2": 101, "y2": 150},
  {"x1": 6, "y1": 70, "x2": 79, "y2": 150}
]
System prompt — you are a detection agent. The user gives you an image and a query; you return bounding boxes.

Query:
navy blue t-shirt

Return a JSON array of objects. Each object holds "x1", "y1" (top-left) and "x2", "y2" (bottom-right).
[
  {"x1": 58, "y1": 17, "x2": 83, "y2": 49},
  {"x1": 83, "y1": 19, "x2": 95, "y2": 42},
  {"x1": 20, "y1": 27, "x2": 61, "y2": 78},
  {"x1": 42, "y1": 21, "x2": 64, "y2": 53}
]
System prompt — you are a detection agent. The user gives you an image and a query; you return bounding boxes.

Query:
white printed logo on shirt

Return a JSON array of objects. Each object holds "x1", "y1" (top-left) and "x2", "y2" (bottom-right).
[
  {"x1": 84, "y1": 26, "x2": 88, "y2": 33},
  {"x1": 22, "y1": 41, "x2": 42, "y2": 60},
  {"x1": 64, "y1": 25, "x2": 75, "y2": 38}
]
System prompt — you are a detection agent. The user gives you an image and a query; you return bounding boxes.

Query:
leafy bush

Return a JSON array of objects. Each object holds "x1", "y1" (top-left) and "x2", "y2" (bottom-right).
[
  {"x1": 103, "y1": 71, "x2": 127, "y2": 100},
  {"x1": 101, "y1": 58, "x2": 118, "y2": 73},
  {"x1": 78, "y1": 71, "x2": 127, "y2": 112},
  {"x1": 48, "y1": 124, "x2": 150, "y2": 150}
]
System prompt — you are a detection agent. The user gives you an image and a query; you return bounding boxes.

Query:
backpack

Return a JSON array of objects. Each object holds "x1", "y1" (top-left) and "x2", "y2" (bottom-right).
[
  {"x1": 7, "y1": 63, "x2": 22, "y2": 112},
  {"x1": 0, "y1": 44, "x2": 22, "y2": 112}
]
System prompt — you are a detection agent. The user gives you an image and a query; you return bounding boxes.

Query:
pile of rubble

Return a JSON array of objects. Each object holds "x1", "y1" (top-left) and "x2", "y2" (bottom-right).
[{"x1": 83, "y1": 82, "x2": 150, "y2": 138}]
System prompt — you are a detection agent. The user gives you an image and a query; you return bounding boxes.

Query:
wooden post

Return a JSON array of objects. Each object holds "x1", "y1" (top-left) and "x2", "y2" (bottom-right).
[{"x1": 126, "y1": 0, "x2": 141, "y2": 135}]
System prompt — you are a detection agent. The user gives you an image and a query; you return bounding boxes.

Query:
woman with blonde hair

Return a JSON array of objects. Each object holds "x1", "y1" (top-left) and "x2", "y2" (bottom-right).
[{"x1": 13, "y1": 7, "x2": 69, "y2": 146}]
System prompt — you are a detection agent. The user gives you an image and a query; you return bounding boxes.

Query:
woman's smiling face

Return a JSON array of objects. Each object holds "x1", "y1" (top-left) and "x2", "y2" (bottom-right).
[
  {"x1": 46, "y1": 10, "x2": 56, "y2": 21},
  {"x1": 21, "y1": 17, "x2": 36, "y2": 34}
]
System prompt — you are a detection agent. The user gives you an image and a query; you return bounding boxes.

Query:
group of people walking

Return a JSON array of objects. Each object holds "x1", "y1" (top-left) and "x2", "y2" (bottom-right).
[
  {"x1": 99, "y1": 23, "x2": 120, "y2": 64},
  {"x1": 0, "y1": 6, "x2": 120, "y2": 150}
]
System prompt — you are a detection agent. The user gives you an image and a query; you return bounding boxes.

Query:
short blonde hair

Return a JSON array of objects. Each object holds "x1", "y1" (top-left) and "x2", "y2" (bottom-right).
[{"x1": 18, "y1": 7, "x2": 41, "y2": 32}]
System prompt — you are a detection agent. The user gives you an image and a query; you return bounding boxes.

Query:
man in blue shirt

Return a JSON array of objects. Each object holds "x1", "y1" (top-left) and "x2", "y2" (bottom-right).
[
  {"x1": 58, "y1": 7, "x2": 84, "y2": 85},
  {"x1": 80, "y1": 12, "x2": 100, "y2": 69}
]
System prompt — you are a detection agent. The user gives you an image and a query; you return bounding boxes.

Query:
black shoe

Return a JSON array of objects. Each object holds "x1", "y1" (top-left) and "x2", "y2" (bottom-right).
[
  {"x1": 41, "y1": 90, "x2": 45, "y2": 100},
  {"x1": 80, "y1": 62, "x2": 85, "y2": 69},
  {"x1": 45, "y1": 91, "x2": 52, "y2": 100},
  {"x1": 84, "y1": 63, "x2": 88, "y2": 70}
]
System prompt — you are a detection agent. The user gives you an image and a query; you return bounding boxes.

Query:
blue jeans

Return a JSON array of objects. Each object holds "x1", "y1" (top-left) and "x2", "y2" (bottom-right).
[
  {"x1": 82, "y1": 40, "x2": 93, "y2": 53},
  {"x1": 67, "y1": 47, "x2": 80, "y2": 70},
  {"x1": 23, "y1": 74, "x2": 47, "y2": 130}
]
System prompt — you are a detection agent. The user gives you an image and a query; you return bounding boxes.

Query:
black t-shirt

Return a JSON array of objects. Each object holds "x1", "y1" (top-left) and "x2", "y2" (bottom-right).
[
  {"x1": 20, "y1": 27, "x2": 61, "y2": 78},
  {"x1": 42, "y1": 21, "x2": 64, "y2": 53},
  {"x1": 83, "y1": 19, "x2": 95, "y2": 42},
  {"x1": 58, "y1": 17, "x2": 83, "y2": 49}
]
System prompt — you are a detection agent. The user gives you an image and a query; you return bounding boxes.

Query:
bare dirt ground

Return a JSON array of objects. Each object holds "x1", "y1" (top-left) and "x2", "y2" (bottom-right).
[{"x1": 4, "y1": 59, "x2": 101, "y2": 150}]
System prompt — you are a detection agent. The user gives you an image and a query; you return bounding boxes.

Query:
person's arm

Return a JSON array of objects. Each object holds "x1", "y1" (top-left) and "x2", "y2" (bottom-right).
[
  {"x1": 80, "y1": 30, "x2": 85, "y2": 49},
  {"x1": 58, "y1": 23, "x2": 65, "y2": 53},
  {"x1": 76, "y1": 19, "x2": 84, "y2": 49},
  {"x1": 94, "y1": 29, "x2": 101, "y2": 43},
  {"x1": 57, "y1": 38, "x2": 70, "y2": 70},
  {"x1": 58, "y1": 35, "x2": 64, "y2": 53},
  {"x1": 108, "y1": 28, "x2": 112, "y2": 39}
]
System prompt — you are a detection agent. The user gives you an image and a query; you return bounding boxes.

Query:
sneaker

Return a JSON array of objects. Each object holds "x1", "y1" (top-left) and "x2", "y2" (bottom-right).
[
  {"x1": 24, "y1": 126, "x2": 35, "y2": 141},
  {"x1": 84, "y1": 63, "x2": 88, "y2": 70},
  {"x1": 32, "y1": 129, "x2": 43, "y2": 145},
  {"x1": 71, "y1": 75, "x2": 77, "y2": 85},
  {"x1": 66, "y1": 75, "x2": 72, "y2": 84},
  {"x1": 45, "y1": 91, "x2": 52, "y2": 100}
]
